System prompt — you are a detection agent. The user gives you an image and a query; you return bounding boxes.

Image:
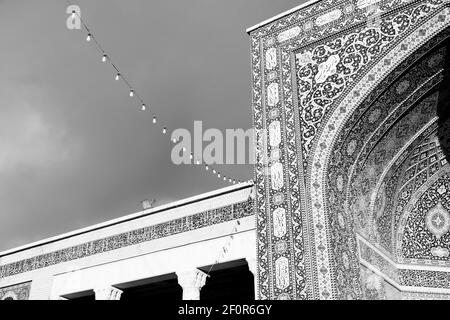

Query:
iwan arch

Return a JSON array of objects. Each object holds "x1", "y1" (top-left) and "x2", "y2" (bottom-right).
[
  {"x1": 250, "y1": 0, "x2": 450, "y2": 299},
  {"x1": 1, "y1": 0, "x2": 450, "y2": 300}
]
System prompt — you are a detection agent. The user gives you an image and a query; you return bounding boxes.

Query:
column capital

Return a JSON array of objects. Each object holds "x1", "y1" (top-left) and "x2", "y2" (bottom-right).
[
  {"x1": 94, "y1": 286, "x2": 123, "y2": 300},
  {"x1": 176, "y1": 269, "x2": 208, "y2": 300}
]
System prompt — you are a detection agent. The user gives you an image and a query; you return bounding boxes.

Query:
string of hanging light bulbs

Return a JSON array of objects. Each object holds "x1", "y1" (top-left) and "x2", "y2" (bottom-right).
[
  {"x1": 66, "y1": 2, "x2": 251, "y2": 185},
  {"x1": 205, "y1": 219, "x2": 241, "y2": 278}
]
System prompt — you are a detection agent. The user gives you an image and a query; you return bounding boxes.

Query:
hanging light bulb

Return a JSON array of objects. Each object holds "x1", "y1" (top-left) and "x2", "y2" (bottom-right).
[
  {"x1": 190, "y1": 153, "x2": 193, "y2": 160},
  {"x1": 115, "y1": 73, "x2": 120, "y2": 81},
  {"x1": 71, "y1": 10, "x2": 76, "y2": 19},
  {"x1": 218, "y1": 173, "x2": 221, "y2": 178},
  {"x1": 141, "y1": 104, "x2": 146, "y2": 111},
  {"x1": 86, "y1": 33, "x2": 92, "y2": 42},
  {"x1": 162, "y1": 127, "x2": 167, "y2": 134},
  {"x1": 196, "y1": 160, "x2": 200, "y2": 165},
  {"x1": 129, "y1": 90, "x2": 134, "y2": 97},
  {"x1": 182, "y1": 147, "x2": 186, "y2": 152},
  {"x1": 102, "y1": 54, "x2": 107, "y2": 62},
  {"x1": 229, "y1": 178, "x2": 232, "y2": 183},
  {"x1": 205, "y1": 165, "x2": 209, "y2": 170},
  {"x1": 213, "y1": 169, "x2": 216, "y2": 174},
  {"x1": 152, "y1": 116, "x2": 157, "y2": 124},
  {"x1": 172, "y1": 138, "x2": 177, "y2": 143},
  {"x1": 223, "y1": 177, "x2": 226, "y2": 181}
]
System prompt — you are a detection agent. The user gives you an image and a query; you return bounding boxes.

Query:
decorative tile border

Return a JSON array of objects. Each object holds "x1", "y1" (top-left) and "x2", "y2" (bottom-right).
[{"x1": 0, "y1": 198, "x2": 253, "y2": 279}]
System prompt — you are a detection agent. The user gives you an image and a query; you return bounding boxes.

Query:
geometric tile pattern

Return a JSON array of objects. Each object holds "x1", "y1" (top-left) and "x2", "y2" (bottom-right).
[
  {"x1": 376, "y1": 129, "x2": 445, "y2": 253},
  {"x1": 401, "y1": 172, "x2": 450, "y2": 262},
  {"x1": 0, "y1": 282, "x2": 31, "y2": 300}
]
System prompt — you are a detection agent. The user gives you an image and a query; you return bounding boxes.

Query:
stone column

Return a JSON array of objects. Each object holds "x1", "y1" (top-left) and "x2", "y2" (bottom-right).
[
  {"x1": 176, "y1": 269, "x2": 208, "y2": 300},
  {"x1": 94, "y1": 286, "x2": 123, "y2": 300},
  {"x1": 246, "y1": 257, "x2": 259, "y2": 300}
]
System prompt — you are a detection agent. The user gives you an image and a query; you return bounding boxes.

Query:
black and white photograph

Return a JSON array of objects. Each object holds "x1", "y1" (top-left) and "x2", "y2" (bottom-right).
[{"x1": 0, "y1": 0, "x2": 450, "y2": 307}]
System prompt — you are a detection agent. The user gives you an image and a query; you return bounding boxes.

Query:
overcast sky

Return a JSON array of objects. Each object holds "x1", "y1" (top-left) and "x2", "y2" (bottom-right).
[{"x1": 0, "y1": 0, "x2": 301, "y2": 251}]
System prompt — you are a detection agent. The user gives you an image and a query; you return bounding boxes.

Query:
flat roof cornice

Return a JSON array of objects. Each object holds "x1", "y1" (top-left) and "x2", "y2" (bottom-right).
[
  {"x1": 0, "y1": 182, "x2": 253, "y2": 257},
  {"x1": 246, "y1": 0, "x2": 322, "y2": 34}
]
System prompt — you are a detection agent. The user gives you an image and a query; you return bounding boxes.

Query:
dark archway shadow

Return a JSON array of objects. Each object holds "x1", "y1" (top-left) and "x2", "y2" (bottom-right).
[{"x1": 437, "y1": 37, "x2": 450, "y2": 163}]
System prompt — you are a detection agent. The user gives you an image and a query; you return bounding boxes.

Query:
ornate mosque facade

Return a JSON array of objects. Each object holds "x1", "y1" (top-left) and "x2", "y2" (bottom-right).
[{"x1": 1, "y1": 0, "x2": 450, "y2": 300}]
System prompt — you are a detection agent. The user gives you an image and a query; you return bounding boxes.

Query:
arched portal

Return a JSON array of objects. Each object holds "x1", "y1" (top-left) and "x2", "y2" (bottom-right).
[
  {"x1": 249, "y1": 0, "x2": 450, "y2": 299},
  {"x1": 1, "y1": 291, "x2": 18, "y2": 300}
]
